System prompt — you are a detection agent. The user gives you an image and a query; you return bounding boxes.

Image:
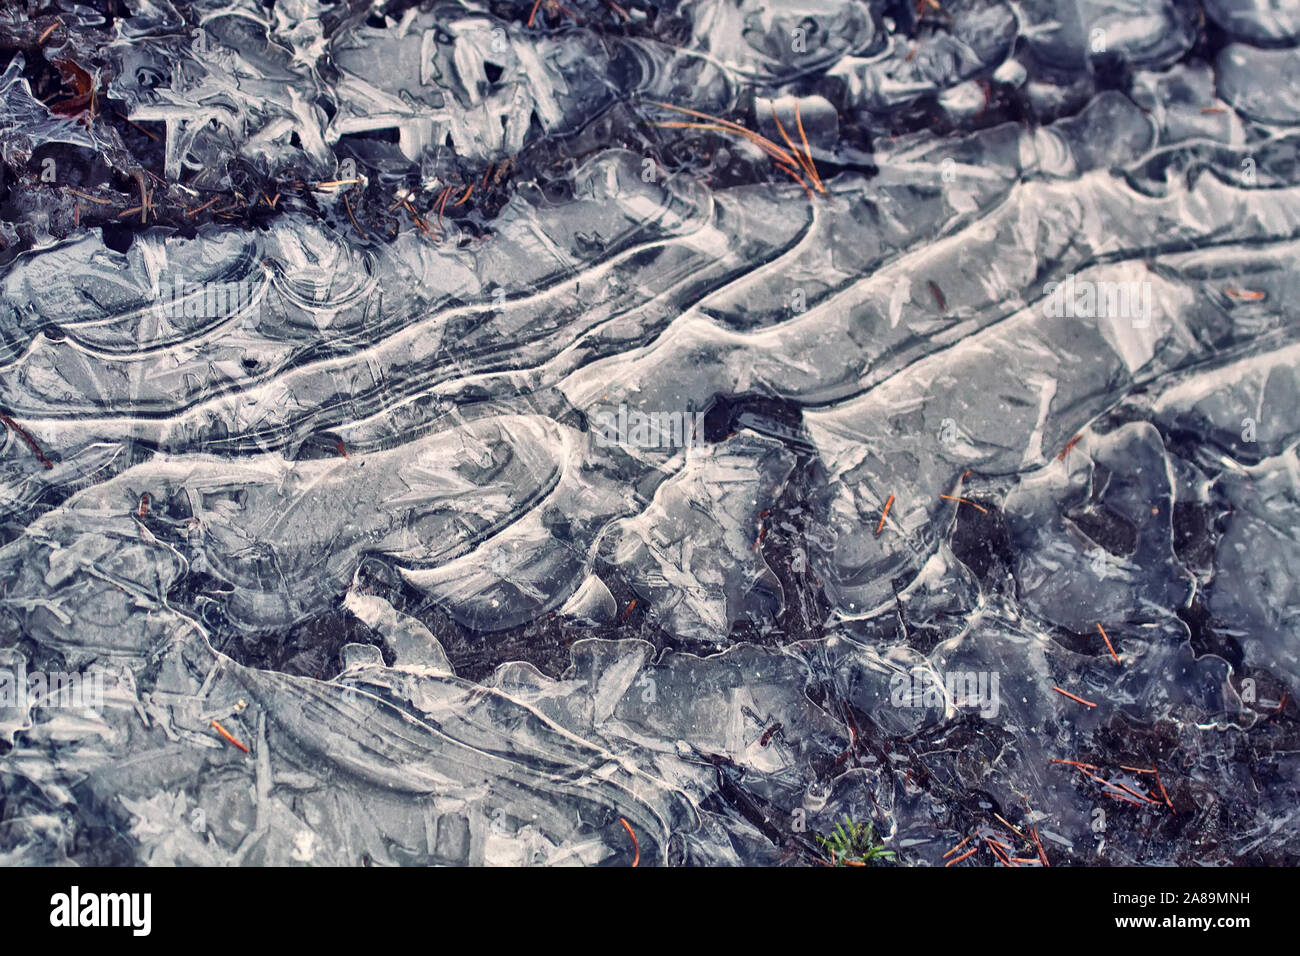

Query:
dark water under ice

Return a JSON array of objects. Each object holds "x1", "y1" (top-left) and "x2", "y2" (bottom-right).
[{"x1": 0, "y1": 0, "x2": 1298, "y2": 865}]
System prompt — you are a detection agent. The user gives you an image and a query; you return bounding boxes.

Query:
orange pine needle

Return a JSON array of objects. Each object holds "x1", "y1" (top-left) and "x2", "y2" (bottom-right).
[
  {"x1": 929, "y1": 280, "x2": 947, "y2": 312},
  {"x1": 1031, "y1": 826, "x2": 1049, "y2": 866},
  {"x1": 0, "y1": 413, "x2": 55, "y2": 470},
  {"x1": 985, "y1": 838, "x2": 1014, "y2": 866},
  {"x1": 619, "y1": 816, "x2": 640, "y2": 867},
  {"x1": 452, "y1": 184, "x2": 474, "y2": 206},
  {"x1": 1057, "y1": 434, "x2": 1082, "y2": 461},
  {"x1": 38, "y1": 19, "x2": 62, "y2": 44},
  {"x1": 943, "y1": 835, "x2": 971, "y2": 857},
  {"x1": 1077, "y1": 767, "x2": 1158, "y2": 804},
  {"x1": 402, "y1": 199, "x2": 431, "y2": 235},
  {"x1": 768, "y1": 104, "x2": 817, "y2": 185},
  {"x1": 875, "y1": 494, "x2": 895, "y2": 535},
  {"x1": 210, "y1": 719, "x2": 250, "y2": 754},
  {"x1": 344, "y1": 193, "x2": 369, "y2": 241},
  {"x1": 1050, "y1": 758, "x2": 1098, "y2": 770},
  {"x1": 939, "y1": 494, "x2": 988, "y2": 514},
  {"x1": 1225, "y1": 288, "x2": 1265, "y2": 301},
  {"x1": 945, "y1": 846, "x2": 977, "y2": 866},
  {"x1": 436, "y1": 185, "x2": 453, "y2": 228},
  {"x1": 994, "y1": 813, "x2": 1024, "y2": 838},
  {"x1": 1051, "y1": 686, "x2": 1097, "y2": 707},
  {"x1": 793, "y1": 100, "x2": 825, "y2": 193},
  {"x1": 1103, "y1": 791, "x2": 1145, "y2": 807},
  {"x1": 527, "y1": 0, "x2": 544, "y2": 26},
  {"x1": 648, "y1": 101, "x2": 773, "y2": 139},
  {"x1": 1111, "y1": 780, "x2": 1161, "y2": 805},
  {"x1": 1096, "y1": 623, "x2": 1120, "y2": 664},
  {"x1": 646, "y1": 102, "x2": 803, "y2": 169},
  {"x1": 186, "y1": 195, "x2": 221, "y2": 217},
  {"x1": 1154, "y1": 770, "x2": 1175, "y2": 813},
  {"x1": 772, "y1": 161, "x2": 813, "y2": 198},
  {"x1": 64, "y1": 187, "x2": 114, "y2": 206},
  {"x1": 652, "y1": 121, "x2": 796, "y2": 167}
]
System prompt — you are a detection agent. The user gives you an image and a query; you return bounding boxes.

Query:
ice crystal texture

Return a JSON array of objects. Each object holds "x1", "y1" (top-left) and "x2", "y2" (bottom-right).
[{"x1": 0, "y1": 0, "x2": 1297, "y2": 865}]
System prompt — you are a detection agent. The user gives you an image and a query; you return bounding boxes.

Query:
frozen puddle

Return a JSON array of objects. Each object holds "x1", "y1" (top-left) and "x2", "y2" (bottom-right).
[{"x1": 0, "y1": 0, "x2": 1297, "y2": 865}]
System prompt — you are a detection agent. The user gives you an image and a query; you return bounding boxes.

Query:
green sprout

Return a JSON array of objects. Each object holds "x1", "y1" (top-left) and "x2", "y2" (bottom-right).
[{"x1": 814, "y1": 816, "x2": 898, "y2": 866}]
